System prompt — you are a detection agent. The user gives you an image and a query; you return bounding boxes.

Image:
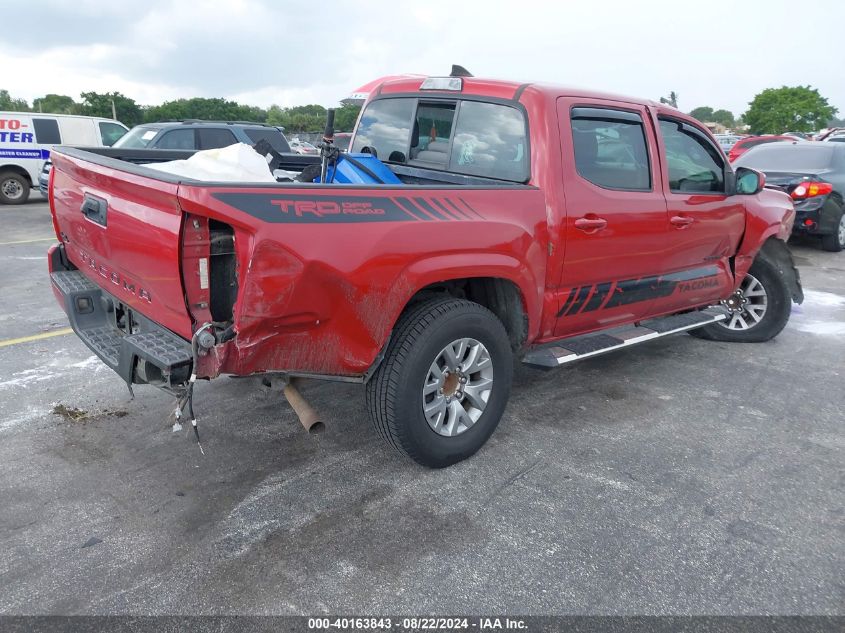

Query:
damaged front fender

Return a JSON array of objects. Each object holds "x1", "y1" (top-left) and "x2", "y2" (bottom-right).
[{"x1": 758, "y1": 237, "x2": 804, "y2": 304}]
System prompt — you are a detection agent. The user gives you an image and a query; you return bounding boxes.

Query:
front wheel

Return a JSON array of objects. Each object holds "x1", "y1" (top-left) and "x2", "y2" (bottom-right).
[
  {"x1": 690, "y1": 256, "x2": 791, "y2": 343},
  {"x1": 0, "y1": 172, "x2": 30, "y2": 205},
  {"x1": 366, "y1": 298, "x2": 513, "y2": 468}
]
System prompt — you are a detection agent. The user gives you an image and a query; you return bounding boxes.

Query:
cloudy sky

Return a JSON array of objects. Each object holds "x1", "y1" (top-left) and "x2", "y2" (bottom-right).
[{"x1": 4, "y1": 0, "x2": 844, "y2": 116}]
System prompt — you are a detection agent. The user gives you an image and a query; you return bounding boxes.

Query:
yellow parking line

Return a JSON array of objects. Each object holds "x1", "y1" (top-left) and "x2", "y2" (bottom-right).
[
  {"x1": 0, "y1": 237, "x2": 56, "y2": 246},
  {"x1": 0, "y1": 327, "x2": 73, "y2": 348}
]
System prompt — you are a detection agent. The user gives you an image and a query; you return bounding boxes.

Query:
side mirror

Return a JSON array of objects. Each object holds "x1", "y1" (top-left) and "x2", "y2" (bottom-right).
[{"x1": 735, "y1": 167, "x2": 766, "y2": 195}]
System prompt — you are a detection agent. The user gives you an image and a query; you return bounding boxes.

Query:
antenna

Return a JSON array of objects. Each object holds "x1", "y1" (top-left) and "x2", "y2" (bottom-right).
[{"x1": 450, "y1": 65, "x2": 473, "y2": 78}]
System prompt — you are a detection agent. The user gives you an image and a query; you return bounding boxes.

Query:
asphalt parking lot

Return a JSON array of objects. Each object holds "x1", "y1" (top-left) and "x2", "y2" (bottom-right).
[{"x1": 1, "y1": 196, "x2": 843, "y2": 616}]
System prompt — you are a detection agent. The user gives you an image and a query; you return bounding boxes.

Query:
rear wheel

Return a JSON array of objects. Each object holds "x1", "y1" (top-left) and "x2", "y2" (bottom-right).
[
  {"x1": 366, "y1": 298, "x2": 513, "y2": 468},
  {"x1": 820, "y1": 209, "x2": 845, "y2": 252},
  {"x1": 0, "y1": 172, "x2": 30, "y2": 205},
  {"x1": 690, "y1": 256, "x2": 791, "y2": 343}
]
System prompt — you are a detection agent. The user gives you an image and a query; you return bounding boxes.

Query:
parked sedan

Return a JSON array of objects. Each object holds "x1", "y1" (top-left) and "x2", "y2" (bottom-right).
[
  {"x1": 735, "y1": 143, "x2": 845, "y2": 251},
  {"x1": 714, "y1": 133, "x2": 743, "y2": 153},
  {"x1": 289, "y1": 139, "x2": 319, "y2": 155},
  {"x1": 728, "y1": 135, "x2": 799, "y2": 163}
]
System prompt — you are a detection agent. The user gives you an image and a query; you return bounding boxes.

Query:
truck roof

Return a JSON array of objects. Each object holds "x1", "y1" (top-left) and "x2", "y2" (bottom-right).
[{"x1": 376, "y1": 76, "x2": 664, "y2": 108}]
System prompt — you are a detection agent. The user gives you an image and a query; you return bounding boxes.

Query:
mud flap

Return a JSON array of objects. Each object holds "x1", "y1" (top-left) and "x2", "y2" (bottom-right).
[{"x1": 758, "y1": 238, "x2": 804, "y2": 304}]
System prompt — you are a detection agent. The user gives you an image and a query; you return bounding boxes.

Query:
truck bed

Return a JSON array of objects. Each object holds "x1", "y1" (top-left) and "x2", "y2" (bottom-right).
[{"x1": 47, "y1": 145, "x2": 546, "y2": 383}]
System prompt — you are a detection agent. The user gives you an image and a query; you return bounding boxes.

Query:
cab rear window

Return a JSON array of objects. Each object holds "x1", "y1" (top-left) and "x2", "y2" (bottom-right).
[{"x1": 352, "y1": 97, "x2": 529, "y2": 182}]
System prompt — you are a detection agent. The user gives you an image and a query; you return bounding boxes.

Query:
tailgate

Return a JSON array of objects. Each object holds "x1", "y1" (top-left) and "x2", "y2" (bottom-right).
[{"x1": 50, "y1": 148, "x2": 192, "y2": 339}]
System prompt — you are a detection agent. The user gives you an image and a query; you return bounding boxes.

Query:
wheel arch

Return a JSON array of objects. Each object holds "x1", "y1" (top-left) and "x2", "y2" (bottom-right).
[
  {"x1": 0, "y1": 164, "x2": 34, "y2": 187},
  {"x1": 756, "y1": 236, "x2": 803, "y2": 304}
]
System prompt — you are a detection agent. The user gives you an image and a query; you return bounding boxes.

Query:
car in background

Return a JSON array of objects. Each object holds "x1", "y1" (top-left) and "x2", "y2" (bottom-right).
[
  {"x1": 782, "y1": 132, "x2": 811, "y2": 140},
  {"x1": 822, "y1": 133, "x2": 845, "y2": 143},
  {"x1": 2, "y1": 112, "x2": 128, "y2": 204},
  {"x1": 40, "y1": 120, "x2": 291, "y2": 195},
  {"x1": 334, "y1": 132, "x2": 352, "y2": 152},
  {"x1": 815, "y1": 128, "x2": 845, "y2": 141},
  {"x1": 728, "y1": 135, "x2": 799, "y2": 163},
  {"x1": 289, "y1": 138, "x2": 319, "y2": 155},
  {"x1": 714, "y1": 133, "x2": 742, "y2": 153},
  {"x1": 736, "y1": 143, "x2": 845, "y2": 251},
  {"x1": 112, "y1": 120, "x2": 291, "y2": 153}
]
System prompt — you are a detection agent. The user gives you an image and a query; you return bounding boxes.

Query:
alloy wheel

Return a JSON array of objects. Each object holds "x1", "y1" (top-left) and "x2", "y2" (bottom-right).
[{"x1": 422, "y1": 338, "x2": 494, "y2": 437}]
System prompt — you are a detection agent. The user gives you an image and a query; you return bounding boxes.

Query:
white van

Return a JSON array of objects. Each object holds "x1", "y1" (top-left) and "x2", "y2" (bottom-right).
[{"x1": 0, "y1": 112, "x2": 128, "y2": 204}]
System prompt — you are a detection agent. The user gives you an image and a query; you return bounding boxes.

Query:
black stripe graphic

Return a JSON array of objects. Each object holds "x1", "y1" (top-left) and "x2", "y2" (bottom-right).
[
  {"x1": 559, "y1": 266, "x2": 721, "y2": 317},
  {"x1": 411, "y1": 197, "x2": 451, "y2": 221},
  {"x1": 556, "y1": 287, "x2": 579, "y2": 317},
  {"x1": 389, "y1": 197, "x2": 424, "y2": 221},
  {"x1": 429, "y1": 197, "x2": 463, "y2": 221},
  {"x1": 562, "y1": 286, "x2": 592, "y2": 316},
  {"x1": 581, "y1": 282, "x2": 613, "y2": 313},
  {"x1": 212, "y1": 193, "x2": 418, "y2": 224},
  {"x1": 442, "y1": 198, "x2": 474, "y2": 220},
  {"x1": 396, "y1": 196, "x2": 440, "y2": 221},
  {"x1": 457, "y1": 197, "x2": 485, "y2": 220}
]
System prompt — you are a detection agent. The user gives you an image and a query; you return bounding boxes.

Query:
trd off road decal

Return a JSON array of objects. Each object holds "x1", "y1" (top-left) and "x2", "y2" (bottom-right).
[
  {"x1": 557, "y1": 266, "x2": 720, "y2": 317},
  {"x1": 212, "y1": 193, "x2": 482, "y2": 224}
]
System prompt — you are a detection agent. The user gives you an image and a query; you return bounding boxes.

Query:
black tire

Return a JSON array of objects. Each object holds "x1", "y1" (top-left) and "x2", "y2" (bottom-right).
[
  {"x1": 366, "y1": 297, "x2": 513, "y2": 468},
  {"x1": 690, "y1": 255, "x2": 791, "y2": 343},
  {"x1": 820, "y1": 207, "x2": 844, "y2": 252},
  {"x1": 0, "y1": 171, "x2": 30, "y2": 205}
]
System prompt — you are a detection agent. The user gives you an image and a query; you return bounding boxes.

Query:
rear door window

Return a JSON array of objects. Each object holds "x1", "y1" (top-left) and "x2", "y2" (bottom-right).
[
  {"x1": 32, "y1": 118, "x2": 61, "y2": 144},
  {"x1": 155, "y1": 129, "x2": 196, "y2": 150},
  {"x1": 197, "y1": 128, "x2": 237, "y2": 150},
  {"x1": 570, "y1": 108, "x2": 651, "y2": 191}
]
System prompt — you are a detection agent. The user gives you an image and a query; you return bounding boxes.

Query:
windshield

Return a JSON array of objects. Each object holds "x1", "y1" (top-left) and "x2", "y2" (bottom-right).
[
  {"x1": 112, "y1": 126, "x2": 160, "y2": 149},
  {"x1": 736, "y1": 145, "x2": 835, "y2": 171}
]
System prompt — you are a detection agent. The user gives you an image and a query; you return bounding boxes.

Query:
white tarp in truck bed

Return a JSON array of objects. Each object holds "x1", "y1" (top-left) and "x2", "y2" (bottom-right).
[{"x1": 144, "y1": 143, "x2": 278, "y2": 182}]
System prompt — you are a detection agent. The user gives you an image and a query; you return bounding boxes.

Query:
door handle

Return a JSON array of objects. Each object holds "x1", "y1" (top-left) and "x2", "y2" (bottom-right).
[
  {"x1": 81, "y1": 194, "x2": 108, "y2": 227},
  {"x1": 670, "y1": 215, "x2": 694, "y2": 228},
  {"x1": 574, "y1": 216, "x2": 608, "y2": 232}
]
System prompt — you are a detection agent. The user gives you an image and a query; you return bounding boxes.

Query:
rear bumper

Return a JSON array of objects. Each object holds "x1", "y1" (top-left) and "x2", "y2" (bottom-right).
[
  {"x1": 49, "y1": 244, "x2": 192, "y2": 391},
  {"x1": 792, "y1": 209, "x2": 824, "y2": 235}
]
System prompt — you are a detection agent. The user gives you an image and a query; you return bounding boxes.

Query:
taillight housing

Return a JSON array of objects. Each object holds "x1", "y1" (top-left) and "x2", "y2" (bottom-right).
[{"x1": 791, "y1": 181, "x2": 833, "y2": 200}]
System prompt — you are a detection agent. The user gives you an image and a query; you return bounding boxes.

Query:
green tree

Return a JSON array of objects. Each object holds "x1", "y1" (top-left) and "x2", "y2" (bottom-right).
[
  {"x1": 711, "y1": 109, "x2": 735, "y2": 128},
  {"x1": 33, "y1": 94, "x2": 77, "y2": 114},
  {"x1": 744, "y1": 86, "x2": 837, "y2": 134},
  {"x1": 266, "y1": 104, "x2": 326, "y2": 132},
  {"x1": 266, "y1": 103, "x2": 360, "y2": 133},
  {"x1": 689, "y1": 106, "x2": 714, "y2": 123},
  {"x1": 79, "y1": 91, "x2": 142, "y2": 126},
  {"x1": 143, "y1": 97, "x2": 266, "y2": 124},
  {"x1": 0, "y1": 89, "x2": 30, "y2": 112},
  {"x1": 333, "y1": 104, "x2": 361, "y2": 132}
]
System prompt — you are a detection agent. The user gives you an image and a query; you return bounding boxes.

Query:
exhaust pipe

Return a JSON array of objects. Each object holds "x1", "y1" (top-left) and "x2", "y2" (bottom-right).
[{"x1": 282, "y1": 378, "x2": 325, "y2": 434}]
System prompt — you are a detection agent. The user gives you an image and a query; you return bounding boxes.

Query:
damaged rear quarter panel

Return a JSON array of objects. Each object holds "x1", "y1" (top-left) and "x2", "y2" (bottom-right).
[{"x1": 177, "y1": 184, "x2": 548, "y2": 379}]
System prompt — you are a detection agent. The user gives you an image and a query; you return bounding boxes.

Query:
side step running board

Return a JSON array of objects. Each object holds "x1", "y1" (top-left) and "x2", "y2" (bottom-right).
[{"x1": 522, "y1": 308, "x2": 727, "y2": 368}]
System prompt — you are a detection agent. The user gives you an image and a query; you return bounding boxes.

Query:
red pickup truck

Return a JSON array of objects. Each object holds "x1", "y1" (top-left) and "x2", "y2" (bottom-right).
[{"x1": 47, "y1": 75, "x2": 802, "y2": 468}]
